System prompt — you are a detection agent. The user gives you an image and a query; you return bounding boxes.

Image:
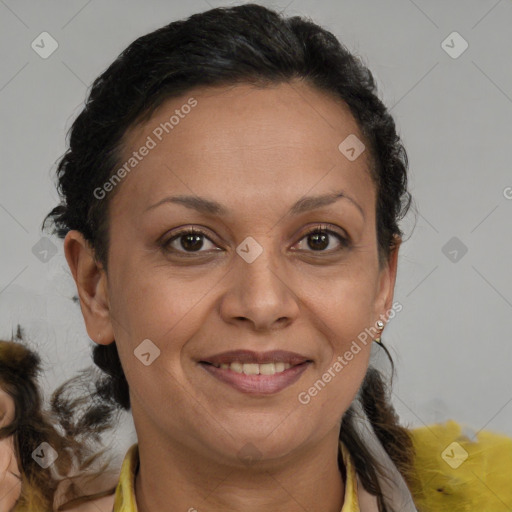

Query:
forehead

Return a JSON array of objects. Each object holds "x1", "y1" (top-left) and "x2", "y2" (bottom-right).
[{"x1": 113, "y1": 81, "x2": 375, "y2": 220}]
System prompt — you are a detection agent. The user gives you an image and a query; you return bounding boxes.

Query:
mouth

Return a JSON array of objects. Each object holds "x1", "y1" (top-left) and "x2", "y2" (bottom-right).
[
  {"x1": 200, "y1": 360, "x2": 303, "y2": 375},
  {"x1": 198, "y1": 350, "x2": 312, "y2": 394}
]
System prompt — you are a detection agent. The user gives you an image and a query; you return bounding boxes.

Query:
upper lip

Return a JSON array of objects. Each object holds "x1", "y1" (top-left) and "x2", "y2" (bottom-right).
[{"x1": 200, "y1": 350, "x2": 311, "y2": 366}]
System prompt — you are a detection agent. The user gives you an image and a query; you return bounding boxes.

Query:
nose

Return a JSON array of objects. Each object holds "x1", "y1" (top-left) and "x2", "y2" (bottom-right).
[{"x1": 219, "y1": 243, "x2": 300, "y2": 332}]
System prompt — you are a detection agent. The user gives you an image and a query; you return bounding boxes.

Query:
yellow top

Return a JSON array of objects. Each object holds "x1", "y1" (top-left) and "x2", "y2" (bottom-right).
[{"x1": 112, "y1": 440, "x2": 360, "y2": 512}]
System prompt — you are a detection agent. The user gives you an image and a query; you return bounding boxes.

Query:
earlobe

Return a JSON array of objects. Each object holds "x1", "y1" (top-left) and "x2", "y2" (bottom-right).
[{"x1": 63, "y1": 230, "x2": 115, "y2": 346}]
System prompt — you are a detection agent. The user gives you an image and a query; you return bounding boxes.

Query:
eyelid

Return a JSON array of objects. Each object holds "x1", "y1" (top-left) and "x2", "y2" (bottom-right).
[{"x1": 297, "y1": 223, "x2": 348, "y2": 240}]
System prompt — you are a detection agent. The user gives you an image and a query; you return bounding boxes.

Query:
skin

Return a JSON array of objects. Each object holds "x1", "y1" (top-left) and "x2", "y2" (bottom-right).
[
  {"x1": 64, "y1": 80, "x2": 400, "y2": 512},
  {"x1": 0, "y1": 389, "x2": 21, "y2": 512}
]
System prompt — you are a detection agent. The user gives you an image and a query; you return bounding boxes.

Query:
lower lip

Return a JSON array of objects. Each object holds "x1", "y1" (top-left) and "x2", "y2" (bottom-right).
[{"x1": 199, "y1": 362, "x2": 311, "y2": 395}]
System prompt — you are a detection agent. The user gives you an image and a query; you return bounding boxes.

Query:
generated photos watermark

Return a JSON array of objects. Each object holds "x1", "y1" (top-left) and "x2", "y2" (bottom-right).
[
  {"x1": 93, "y1": 97, "x2": 198, "y2": 200},
  {"x1": 297, "y1": 301, "x2": 403, "y2": 405}
]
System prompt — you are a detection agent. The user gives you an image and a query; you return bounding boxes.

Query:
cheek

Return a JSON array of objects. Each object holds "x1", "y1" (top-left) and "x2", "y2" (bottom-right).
[
  {"x1": 108, "y1": 243, "x2": 216, "y2": 340},
  {"x1": 294, "y1": 266, "x2": 376, "y2": 415},
  {"x1": 299, "y1": 261, "x2": 378, "y2": 347},
  {"x1": 0, "y1": 438, "x2": 21, "y2": 507},
  {"x1": 107, "y1": 256, "x2": 221, "y2": 391}
]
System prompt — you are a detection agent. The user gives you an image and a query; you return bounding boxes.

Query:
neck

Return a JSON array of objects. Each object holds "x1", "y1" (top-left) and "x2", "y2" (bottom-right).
[{"x1": 133, "y1": 422, "x2": 345, "y2": 512}]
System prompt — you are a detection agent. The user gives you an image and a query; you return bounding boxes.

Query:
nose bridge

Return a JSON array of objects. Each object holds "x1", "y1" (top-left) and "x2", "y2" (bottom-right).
[
  {"x1": 237, "y1": 236, "x2": 284, "y2": 299},
  {"x1": 221, "y1": 235, "x2": 299, "y2": 329}
]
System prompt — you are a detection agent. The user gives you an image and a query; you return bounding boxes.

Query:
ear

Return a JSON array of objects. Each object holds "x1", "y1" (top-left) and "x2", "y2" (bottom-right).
[
  {"x1": 373, "y1": 235, "x2": 401, "y2": 321},
  {"x1": 63, "y1": 230, "x2": 114, "y2": 346}
]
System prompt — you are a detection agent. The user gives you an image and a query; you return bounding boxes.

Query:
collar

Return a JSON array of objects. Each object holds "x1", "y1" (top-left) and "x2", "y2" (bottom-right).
[{"x1": 113, "y1": 441, "x2": 360, "y2": 512}]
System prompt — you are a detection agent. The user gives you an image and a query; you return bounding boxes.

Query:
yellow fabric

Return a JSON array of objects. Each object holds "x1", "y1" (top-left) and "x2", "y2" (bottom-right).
[
  {"x1": 112, "y1": 441, "x2": 360, "y2": 512},
  {"x1": 408, "y1": 419, "x2": 512, "y2": 512},
  {"x1": 112, "y1": 443, "x2": 138, "y2": 512},
  {"x1": 339, "y1": 439, "x2": 360, "y2": 512}
]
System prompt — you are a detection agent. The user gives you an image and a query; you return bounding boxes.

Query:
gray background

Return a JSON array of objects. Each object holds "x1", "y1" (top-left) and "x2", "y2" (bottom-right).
[{"x1": 1, "y1": 0, "x2": 511, "y2": 461}]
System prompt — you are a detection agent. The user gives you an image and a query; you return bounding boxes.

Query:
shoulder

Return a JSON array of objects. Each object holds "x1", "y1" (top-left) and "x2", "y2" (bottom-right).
[
  {"x1": 61, "y1": 492, "x2": 115, "y2": 512},
  {"x1": 52, "y1": 467, "x2": 119, "y2": 512},
  {"x1": 52, "y1": 442, "x2": 138, "y2": 512},
  {"x1": 408, "y1": 419, "x2": 512, "y2": 511}
]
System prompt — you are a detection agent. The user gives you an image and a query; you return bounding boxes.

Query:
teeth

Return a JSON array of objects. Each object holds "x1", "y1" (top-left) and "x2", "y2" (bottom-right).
[
  {"x1": 274, "y1": 362, "x2": 285, "y2": 373},
  {"x1": 260, "y1": 363, "x2": 276, "y2": 375},
  {"x1": 243, "y1": 363, "x2": 260, "y2": 375},
  {"x1": 230, "y1": 362, "x2": 243, "y2": 373},
  {"x1": 214, "y1": 361, "x2": 293, "y2": 375}
]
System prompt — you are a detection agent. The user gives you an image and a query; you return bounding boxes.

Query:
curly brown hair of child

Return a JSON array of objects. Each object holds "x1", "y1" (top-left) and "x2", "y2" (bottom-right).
[{"x1": 0, "y1": 326, "x2": 119, "y2": 511}]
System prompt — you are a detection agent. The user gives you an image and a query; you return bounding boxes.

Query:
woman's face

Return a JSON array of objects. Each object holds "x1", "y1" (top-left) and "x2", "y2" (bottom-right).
[
  {"x1": 0, "y1": 389, "x2": 21, "y2": 511},
  {"x1": 66, "y1": 81, "x2": 399, "y2": 464}
]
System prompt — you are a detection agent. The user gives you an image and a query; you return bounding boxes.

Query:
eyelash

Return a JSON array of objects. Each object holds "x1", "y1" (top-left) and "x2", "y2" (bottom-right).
[{"x1": 161, "y1": 224, "x2": 350, "y2": 256}]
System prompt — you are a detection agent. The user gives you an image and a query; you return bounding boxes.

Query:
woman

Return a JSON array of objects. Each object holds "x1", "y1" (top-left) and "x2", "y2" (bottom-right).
[
  {"x1": 43, "y1": 3, "x2": 415, "y2": 510},
  {"x1": 5, "y1": 2, "x2": 502, "y2": 511}
]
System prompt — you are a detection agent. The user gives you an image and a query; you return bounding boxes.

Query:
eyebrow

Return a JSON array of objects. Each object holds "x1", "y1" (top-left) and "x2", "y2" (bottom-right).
[{"x1": 144, "y1": 190, "x2": 365, "y2": 220}]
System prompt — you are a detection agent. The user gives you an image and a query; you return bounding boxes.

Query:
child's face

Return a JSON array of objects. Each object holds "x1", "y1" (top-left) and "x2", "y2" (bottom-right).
[
  {"x1": 68, "y1": 81, "x2": 399, "y2": 464},
  {"x1": 0, "y1": 389, "x2": 21, "y2": 511}
]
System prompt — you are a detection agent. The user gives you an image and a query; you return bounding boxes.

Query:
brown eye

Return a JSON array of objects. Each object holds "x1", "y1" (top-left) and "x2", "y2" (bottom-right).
[
  {"x1": 178, "y1": 232, "x2": 205, "y2": 251},
  {"x1": 306, "y1": 230, "x2": 329, "y2": 251},
  {"x1": 294, "y1": 226, "x2": 349, "y2": 253},
  {"x1": 162, "y1": 228, "x2": 219, "y2": 254}
]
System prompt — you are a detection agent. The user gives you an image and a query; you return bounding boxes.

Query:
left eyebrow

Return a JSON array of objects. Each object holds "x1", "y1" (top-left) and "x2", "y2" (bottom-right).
[
  {"x1": 144, "y1": 190, "x2": 365, "y2": 221},
  {"x1": 288, "y1": 191, "x2": 365, "y2": 220}
]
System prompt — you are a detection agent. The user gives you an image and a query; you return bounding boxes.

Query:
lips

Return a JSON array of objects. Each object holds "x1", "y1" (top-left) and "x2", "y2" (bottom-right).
[
  {"x1": 199, "y1": 349, "x2": 311, "y2": 367},
  {"x1": 198, "y1": 349, "x2": 313, "y2": 394}
]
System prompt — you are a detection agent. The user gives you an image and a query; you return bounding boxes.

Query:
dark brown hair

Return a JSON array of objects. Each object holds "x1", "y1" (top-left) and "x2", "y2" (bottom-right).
[{"x1": 42, "y1": 4, "x2": 416, "y2": 510}]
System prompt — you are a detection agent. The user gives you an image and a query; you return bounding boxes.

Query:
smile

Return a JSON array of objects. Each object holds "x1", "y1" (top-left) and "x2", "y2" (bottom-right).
[
  {"x1": 199, "y1": 360, "x2": 311, "y2": 394},
  {"x1": 207, "y1": 361, "x2": 294, "y2": 375}
]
